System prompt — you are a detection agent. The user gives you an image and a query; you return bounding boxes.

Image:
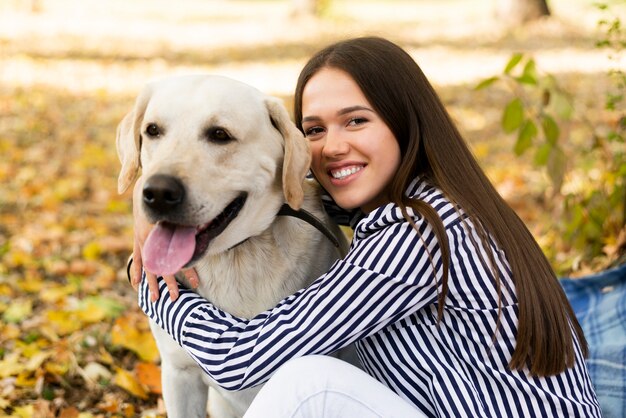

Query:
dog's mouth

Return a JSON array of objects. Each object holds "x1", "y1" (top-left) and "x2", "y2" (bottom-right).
[
  {"x1": 191, "y1": 193, "x2": 247, "y2": 262},
  {"x1": 142, "y1": 193, "x2": 248, "y2": 276}
]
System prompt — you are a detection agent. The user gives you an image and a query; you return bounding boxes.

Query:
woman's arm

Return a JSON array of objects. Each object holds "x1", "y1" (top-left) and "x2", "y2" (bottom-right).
[{"x1": 140, "y1": 206, "x2": 442, "y2": 390}]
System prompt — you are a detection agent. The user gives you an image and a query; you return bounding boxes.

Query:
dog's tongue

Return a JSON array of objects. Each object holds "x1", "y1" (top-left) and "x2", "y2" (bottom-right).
[{"x1": 143, "y1": 223, "x2": 197, "y2": 276}]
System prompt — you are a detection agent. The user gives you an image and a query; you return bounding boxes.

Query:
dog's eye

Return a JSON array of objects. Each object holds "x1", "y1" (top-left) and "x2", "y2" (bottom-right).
[
  {"x1": 145, "y1": 123, "x2": 161, "y2": 138},
  {"x1": 205, "y1": 127, "x2": 233, "y2": 143}
]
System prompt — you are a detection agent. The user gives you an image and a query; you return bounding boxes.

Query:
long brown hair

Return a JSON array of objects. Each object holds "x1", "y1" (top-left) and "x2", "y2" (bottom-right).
[{"x1": 294, "y1": 36, "x2": 587, "y2": 376}]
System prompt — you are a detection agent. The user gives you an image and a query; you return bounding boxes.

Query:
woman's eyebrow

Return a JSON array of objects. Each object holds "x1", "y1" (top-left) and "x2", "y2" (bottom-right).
[
  {"x1": 337, "y1": 105, "x2": 374, "y2": 116},
  {"x1": 302, "y1": 105, "x2": 374, "y2": 124},
  {"x1": 301, "y1": 115, "x2": 321, "y2": 124}
]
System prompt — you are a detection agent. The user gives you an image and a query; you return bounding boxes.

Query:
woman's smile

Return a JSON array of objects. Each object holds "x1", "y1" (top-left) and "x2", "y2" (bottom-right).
[{"x1": 328, "y1": 163, "x2": 365, "y2": 182}]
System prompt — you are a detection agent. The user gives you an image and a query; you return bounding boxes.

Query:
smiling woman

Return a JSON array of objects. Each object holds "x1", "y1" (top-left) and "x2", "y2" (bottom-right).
[{"x1": 134, "y1": 37, "x2": 601, "y2": 418}]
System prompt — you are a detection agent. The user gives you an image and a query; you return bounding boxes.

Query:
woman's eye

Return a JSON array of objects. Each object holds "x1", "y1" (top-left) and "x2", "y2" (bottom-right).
[
  {"x1": 347, "y1": 117, "x2": 368, "y2": 126},
  {"x1": 205, "y1": 127, "x2": 233, "y2": 144},
  {"x1": 304, "y1": 126, "x2": 324, "y2": 138},
  {"x1": 145, "y1": 123, "x2": 161, "y2": 138}
]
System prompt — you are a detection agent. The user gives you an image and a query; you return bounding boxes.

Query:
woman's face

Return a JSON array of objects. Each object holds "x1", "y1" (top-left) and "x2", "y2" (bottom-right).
[{"x1": 301, "y1": 67, "x2": 401, "y2": 213}]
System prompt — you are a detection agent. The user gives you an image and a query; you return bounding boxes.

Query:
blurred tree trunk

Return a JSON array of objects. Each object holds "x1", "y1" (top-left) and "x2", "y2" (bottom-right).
[
  {"x1": 496, "y1": 0, "x2": 550, "y2": 25},
  {"x1": 291, "y1": 0, "x2": 331, "y2": 17}
]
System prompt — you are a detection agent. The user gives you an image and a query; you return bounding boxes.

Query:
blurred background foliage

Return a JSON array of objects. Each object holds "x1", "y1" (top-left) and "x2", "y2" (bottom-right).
[
  {"x1": 0, "y1": 0, "x2": 624, "y2": 416},
  {"x1": 477, "y1": 1, "x2": 625, "y2": 271}
]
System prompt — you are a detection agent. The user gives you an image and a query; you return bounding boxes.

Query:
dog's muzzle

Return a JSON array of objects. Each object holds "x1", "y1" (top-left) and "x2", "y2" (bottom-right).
[{"x1": 142, "y1": 174, "x2": 185, "y2": 216}]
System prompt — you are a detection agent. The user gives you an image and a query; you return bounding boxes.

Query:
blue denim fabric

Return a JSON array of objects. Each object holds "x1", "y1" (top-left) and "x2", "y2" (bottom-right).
[{"x1": 561, "y1": 263, "x2": 626, "y2": 418}]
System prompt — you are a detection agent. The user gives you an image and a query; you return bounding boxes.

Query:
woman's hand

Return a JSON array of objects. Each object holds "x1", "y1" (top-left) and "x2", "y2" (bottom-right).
[{"x1": 129, "y1": 177, "x2": 199, "y2": 301}]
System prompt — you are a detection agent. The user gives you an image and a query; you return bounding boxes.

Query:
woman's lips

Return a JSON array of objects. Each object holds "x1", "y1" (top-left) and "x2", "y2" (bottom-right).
[
  {"x1": 329, "y1": 165, "x2": 364, "y2": 180},
  {"x1": 327, "y1": 164, "x2": 365, "y2": 184}
]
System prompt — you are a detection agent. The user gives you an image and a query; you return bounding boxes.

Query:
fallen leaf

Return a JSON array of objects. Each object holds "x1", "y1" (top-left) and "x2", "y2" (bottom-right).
[
  {"x1": 77, "y1": 296, "x2": 125, "y2": 323},
  {"x1": 3, "y1": 299, "x2": 32, "y2": 323},
  {"x1": 32, "y1": 399, "x2": 54, "y2": 418},
  {"x1": 58, "y1": 407, "x2": 80, "y2": 418},
  {"x1": 0, "y1": 351, "x2": 25, "y2": 377},
  {"x1": 11, "y1": 405, "x2": 34, "y2": 418},
  {"x1": 25, "y1": 351, "x2": 52, "y2": 371},
  {"x1": 113, "y1": 367, "x2": 148, "y2": 400},
  {"x1": 15, "y1": 370, "x2": 37, "y2": 387},
  {"x1": 0, "y1": 283, "x2": 14, "y2": 297},
  {"x1": 82, "y1": 241, "x2": 102, "y2": 261},
  {"x1": 46, "y1": 310, "x2": 81, "y2": 336},
  {"x1": 40, "y1": 283, "x2": 78, "y2": 303},
  {"x1": 122, "y1": 403, "x2": 136, "y2": 417},
  {"x1": 111, "y1": 315, "x2": 159, "y2": 362},
  {"x1": 1, "y1": 323, "x2": 20, "y2": 341},
  {"x1": 96, "y1": 392, "x2": 120, "y2": 413},
  {"x1": 135, "y1": 362, "x2": 162, "y2": 394},
  {"x1": 80, "y1": 362, "x2": 112, "y2": 385}
]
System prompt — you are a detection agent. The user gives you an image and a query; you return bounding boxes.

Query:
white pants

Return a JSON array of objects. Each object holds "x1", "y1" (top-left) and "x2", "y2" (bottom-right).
[{"x1": 244, "y1": 355, "x2": 426, "y2": 418}]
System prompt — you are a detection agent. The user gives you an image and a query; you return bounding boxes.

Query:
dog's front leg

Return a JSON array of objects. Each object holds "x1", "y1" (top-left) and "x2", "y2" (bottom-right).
[{"x1": 150, "y1": 322, "x2": 210, "y2": 418}]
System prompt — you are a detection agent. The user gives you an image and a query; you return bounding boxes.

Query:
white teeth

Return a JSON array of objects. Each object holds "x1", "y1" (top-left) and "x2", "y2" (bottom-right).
[{"x1": 331, "y1": 166, "x2": 362, "y2": 180}]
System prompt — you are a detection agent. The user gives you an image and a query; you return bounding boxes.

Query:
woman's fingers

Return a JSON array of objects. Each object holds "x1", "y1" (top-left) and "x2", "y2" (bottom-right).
[
  {"x1": 163, "y1": 269, "x2": 198, "y2": 301},
  {"x1": 131, "y1": 239, "x2": 143, "y2": 290},
  {"x1": 183, "y1": 268, "x2": 200, "y2": 289},
  {"x1": 137, "y1": 262, "x2": 181, "y2": 302},
  {"x1": 146, "y1": 271, "x2": 160, "y2": 302},
  {"x1": 130, "y1": 233, "x2": 194, "y2": 301},
  {"x1": 164, "y1": 275, "x2": 180, "y2": 301}
]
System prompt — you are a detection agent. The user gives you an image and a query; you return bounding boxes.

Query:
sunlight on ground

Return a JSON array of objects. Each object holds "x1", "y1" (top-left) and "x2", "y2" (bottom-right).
[{"x1": 1, "y1": 0, "x2": 624, "y2": 95}]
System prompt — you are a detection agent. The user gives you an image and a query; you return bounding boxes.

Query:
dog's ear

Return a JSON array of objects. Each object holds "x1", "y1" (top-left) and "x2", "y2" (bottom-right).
[
  {"x1": 116, "y1": 87, "x2": 151, "y2": 194},
  {"x1": 265, "y1": 97, "x2": 311, "y2": 210}
]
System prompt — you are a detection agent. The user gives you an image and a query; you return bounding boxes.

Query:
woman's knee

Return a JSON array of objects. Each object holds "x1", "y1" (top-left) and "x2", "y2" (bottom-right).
[
  {"x1": 245, "y1": 356, "x2": 341, "y2": 417},
  {"x1": 270, "y1": 354, "x2": 340, "y2": 384}
]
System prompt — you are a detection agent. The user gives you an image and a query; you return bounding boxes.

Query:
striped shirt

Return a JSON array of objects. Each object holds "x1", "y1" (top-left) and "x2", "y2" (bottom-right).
[{"x1": 139, "y1": 177, "x2": 601, "y2": 417}]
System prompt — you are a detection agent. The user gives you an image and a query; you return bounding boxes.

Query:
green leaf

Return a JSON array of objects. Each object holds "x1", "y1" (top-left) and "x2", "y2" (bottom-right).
[
  {"x1": 516, "y1": 74, "x2": 538, "y2": 85},
  {"x1": 583, "y1": 219, "x2": 603, "y2": 240},
  {"x1": 542, "y1": 115, "x2": 560, "y2": 145},
  {"x1": 517, "y1": 59, "x2": 538, "y2": 85},
  {"x1": 502, "y1": 98, "x2": 524, "y2": 133},
  {"x1": 550, "y1": 92, "x2": 574, "y2": 120},
  {"x1": 474, "y1": 76, "x2": 499, "y2": 90},
  {"x1": 606, "y1": 92, "x2": 623, "y2": 111},
  {"x1": 547, "y1": 146, "x2": 567, "y2": 192},
  {"x1": 504, "y1": 53, "x2": 524, "y2": 75},
  {"x1": 568, "y1": 204, "x2": 584, "y2": 230},
  {"x1": 534, "y1": 142, "x2": 552, "y2": 166},
  {"x1": 514, "y1": 120, "x2": 538, "y2": 156}
]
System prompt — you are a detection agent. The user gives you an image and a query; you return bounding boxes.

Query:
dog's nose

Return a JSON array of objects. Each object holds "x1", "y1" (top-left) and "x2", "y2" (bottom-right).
[{"x1": 143, "y1": 174, "x2": 185, "y2": 213}]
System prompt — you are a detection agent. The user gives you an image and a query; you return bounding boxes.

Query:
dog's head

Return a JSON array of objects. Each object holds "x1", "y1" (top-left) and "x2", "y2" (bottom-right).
[{"x1": 116, "y1": 75, "x2": 311, "y2": 274}]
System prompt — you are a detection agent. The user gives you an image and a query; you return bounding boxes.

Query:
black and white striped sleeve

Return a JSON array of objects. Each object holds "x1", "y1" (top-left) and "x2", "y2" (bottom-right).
[{"x1": 138, "y1": 206, "x2": 442, "y2": 390}]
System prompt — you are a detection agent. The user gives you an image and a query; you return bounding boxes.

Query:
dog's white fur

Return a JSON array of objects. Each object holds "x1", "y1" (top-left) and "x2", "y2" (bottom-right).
[{"x1": 117, "y1": 75, "x2": 350, "y2": 417}]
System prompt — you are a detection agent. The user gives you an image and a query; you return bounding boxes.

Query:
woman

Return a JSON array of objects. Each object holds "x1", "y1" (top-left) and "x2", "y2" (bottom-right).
[{"x1": 133, "y1": 37, "x2": 601, "y2": 417}]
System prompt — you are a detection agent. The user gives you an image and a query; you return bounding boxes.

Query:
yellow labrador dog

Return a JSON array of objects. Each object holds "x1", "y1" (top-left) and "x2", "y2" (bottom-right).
[{"x1": 116, "y1": 75, "x2": 352, "y2": 418}]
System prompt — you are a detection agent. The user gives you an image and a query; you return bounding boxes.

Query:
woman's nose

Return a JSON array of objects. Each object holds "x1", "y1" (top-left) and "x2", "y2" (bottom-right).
[{"x1": 322, "y1": 129, "x2": 350, "y2": 158}]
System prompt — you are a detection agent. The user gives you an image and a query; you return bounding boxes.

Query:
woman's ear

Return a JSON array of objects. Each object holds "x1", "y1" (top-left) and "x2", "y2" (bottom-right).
[
  {"x1": 265, "y1": 97, "x2": 311, "y2": 210},
  {"x1": 116, "y1": 87, "x2": 151, "y2": 194}
]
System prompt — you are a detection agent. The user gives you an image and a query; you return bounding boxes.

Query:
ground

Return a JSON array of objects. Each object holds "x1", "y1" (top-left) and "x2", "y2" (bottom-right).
[{"x1": 0, "y1": 0, "x2": 624, "y2": 416}]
